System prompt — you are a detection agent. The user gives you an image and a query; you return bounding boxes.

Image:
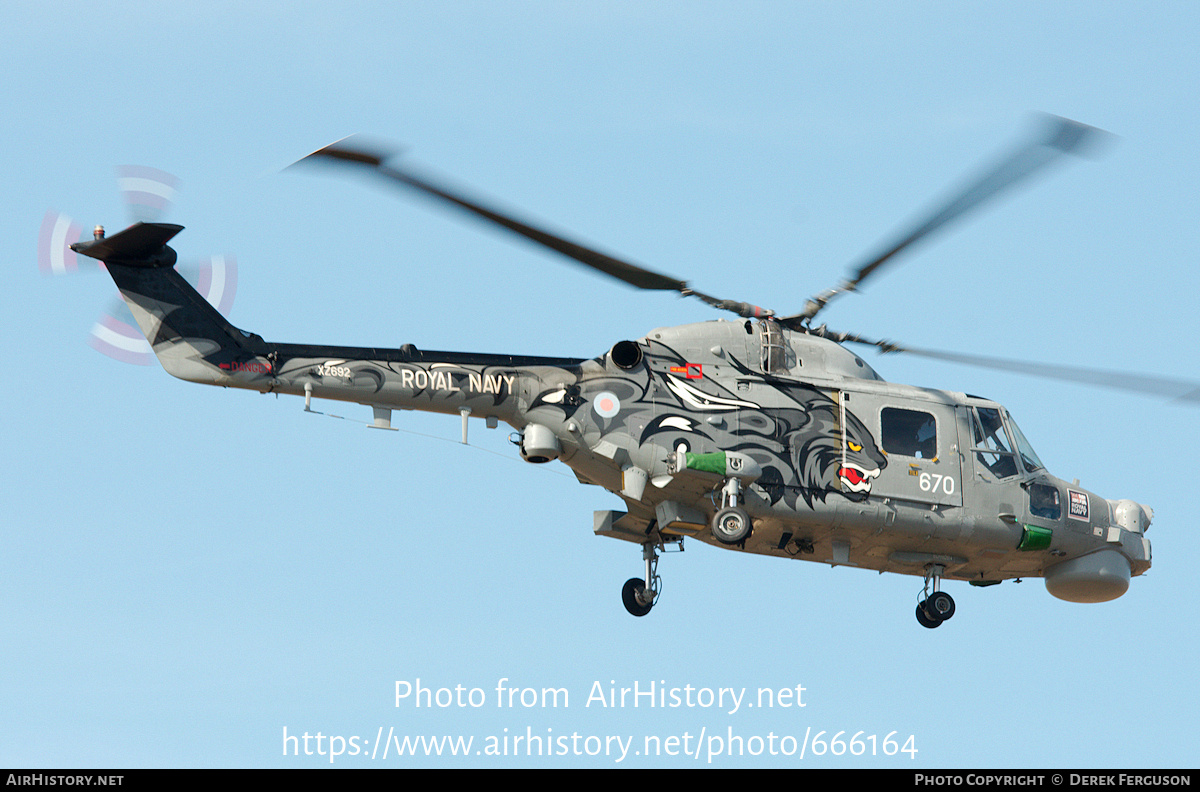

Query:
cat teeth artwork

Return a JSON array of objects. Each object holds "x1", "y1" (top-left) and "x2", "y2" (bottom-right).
[
  {"x1": 63, "y1": 115, "x2": 1175, "y2": 628},
  {"x1": 838, "y1": 461, "x2": 879, "y2": 496}
]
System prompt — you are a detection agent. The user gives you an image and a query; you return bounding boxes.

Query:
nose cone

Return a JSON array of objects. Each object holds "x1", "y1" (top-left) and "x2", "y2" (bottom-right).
[
  {"x1": 1112, "y1": 499, "x2": 1153, "y2": 534},
  {"x1": 1044, "y1": 549, "x2": 1132, "y2": 603},
  {"x1": 1108, "y1": 498, "x2": 1154, "y2": 578}
]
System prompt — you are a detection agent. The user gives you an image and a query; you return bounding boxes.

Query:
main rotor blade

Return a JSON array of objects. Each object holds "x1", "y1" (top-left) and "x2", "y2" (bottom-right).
[
  {"x1": 903, "y1": 347, "x2": 1200, "y2": 404},
  {"x1": 789, "y1": 115, "x2": 1113, "y2": 326},
  {"x1": 291, "y1": 138, "x2": 771, "y2": 319},
  {"x1": 842, "y1": 338, "x2": 1200, "y2": 405}
]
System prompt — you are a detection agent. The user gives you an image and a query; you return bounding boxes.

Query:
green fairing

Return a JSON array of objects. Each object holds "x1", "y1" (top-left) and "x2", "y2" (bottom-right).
[
  {"x1": 685, "y1": 452, "x2": 728, "y2": 475},
  {"x1": 1018, "y1": 525, "x2": 1053, "y2": 551}
]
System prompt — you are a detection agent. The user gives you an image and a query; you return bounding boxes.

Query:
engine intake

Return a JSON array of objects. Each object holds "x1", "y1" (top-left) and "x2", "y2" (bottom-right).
[{"x1": 609, "y1": 340, "x2": 643, "y2": 370}]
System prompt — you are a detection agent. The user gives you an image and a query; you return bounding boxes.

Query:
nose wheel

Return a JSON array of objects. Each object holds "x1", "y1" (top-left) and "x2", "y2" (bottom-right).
[
  {"x1": 710, "y1": 475, "x2": 753, "y2": 545},
  {"x1": 916, "y1": 565, "x2": 956, "y2": 628},
  {"x1": 711, "y1": 506, "x2": 752, "y2": 544}
]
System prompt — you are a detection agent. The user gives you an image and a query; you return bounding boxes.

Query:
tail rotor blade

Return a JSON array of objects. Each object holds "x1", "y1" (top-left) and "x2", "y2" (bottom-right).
[
  {"x1": 191, "y1": 254, "x2": 238, "y2": 316},
  {"x1": 38, "y1": 211, "x2": 87, "y2": 275},
  {"x1": 53, "y1": 167, "x2": 238, "y2": 366},
  {"x1": 116, "y1": 165, "x2": 180, "y2": 224},
  {"x1": 86, "y1": 254, "x2": 237, "y2": 368},
  {"x1": 88, "y1": 298, "x2": 154, "y2": 366}
]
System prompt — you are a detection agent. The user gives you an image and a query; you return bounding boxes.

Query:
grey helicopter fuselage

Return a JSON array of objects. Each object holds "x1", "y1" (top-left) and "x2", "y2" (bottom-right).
[
  {"x1": 70, "y1": 117, "x2": 1152, "y2": 625},
  {"x1": 93, "y1": 234, "x2": 1149, "y2": 612},
  {"x1": 570, "y1": 321, "x2": 1151, "y2": 606}
]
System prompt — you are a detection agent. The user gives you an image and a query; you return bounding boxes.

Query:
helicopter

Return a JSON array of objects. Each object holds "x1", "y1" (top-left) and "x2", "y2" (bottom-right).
[{"x1": 69, "y1": 115, "x2": 1166, "y2": 628}]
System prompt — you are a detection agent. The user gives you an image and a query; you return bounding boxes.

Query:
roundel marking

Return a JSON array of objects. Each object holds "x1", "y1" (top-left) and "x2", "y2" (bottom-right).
[{"x1": 593, "y1": 391, "x2": 621, "y2": 418}]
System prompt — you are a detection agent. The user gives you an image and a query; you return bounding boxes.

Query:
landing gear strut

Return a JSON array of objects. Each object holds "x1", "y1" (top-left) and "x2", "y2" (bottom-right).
[
  {"x1": 622, "y1": 541, "x2": 661, "y2": 617},
  {"x1": 916, "y1": 565, "x2": 956, "y2": 628}
]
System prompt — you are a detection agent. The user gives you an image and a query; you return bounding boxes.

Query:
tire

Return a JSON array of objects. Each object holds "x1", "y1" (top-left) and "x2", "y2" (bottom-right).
[
  {"x1": 711, "y1": 506, "x2": 752, "y2": 545},
  {"x1": 622, "y1": 577, "x2": 653, "y2": 617},
  {"x1": 916, "y1": 602, "x2": 942, "y2": 628},
  {"x1": 925, "y1": 591, "x2": 956, "y2": 622}
]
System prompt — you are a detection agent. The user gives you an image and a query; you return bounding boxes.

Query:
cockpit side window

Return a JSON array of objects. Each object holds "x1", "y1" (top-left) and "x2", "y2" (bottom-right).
[
  {"x1": 1028, "y1": 482, "x2": 1061, "y2": 520},
  {"x1": 972, "y1": 407, "x2": 1018, "y2": 479}
]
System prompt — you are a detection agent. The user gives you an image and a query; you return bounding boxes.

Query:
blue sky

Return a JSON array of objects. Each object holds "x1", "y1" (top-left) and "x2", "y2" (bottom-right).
[{"x1": 3, "y1": 1, "x2": 1198, "y2": 768}]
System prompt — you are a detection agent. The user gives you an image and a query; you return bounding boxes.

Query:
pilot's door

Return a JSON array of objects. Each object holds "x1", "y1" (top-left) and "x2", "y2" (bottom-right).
[{"x1": 959, "y1": 402, "x2": 1064, "y2": 537}]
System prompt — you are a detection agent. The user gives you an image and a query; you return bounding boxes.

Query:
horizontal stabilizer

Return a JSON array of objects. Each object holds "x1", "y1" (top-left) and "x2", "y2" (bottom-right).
[{"x1": 71, "y1": 222, "x2": 183, "y2": 266}]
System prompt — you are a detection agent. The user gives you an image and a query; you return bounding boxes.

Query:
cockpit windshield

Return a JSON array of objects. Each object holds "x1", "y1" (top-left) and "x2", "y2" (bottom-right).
[
  {"x1": 1005, "y1": 412, "x2": 1045, "y2": 473},
  {"x1": 971, "y1": 406, "x2": 1044, "y2": 478}
]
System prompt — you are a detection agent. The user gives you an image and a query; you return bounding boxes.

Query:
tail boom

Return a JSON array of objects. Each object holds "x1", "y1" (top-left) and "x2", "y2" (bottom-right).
[{"x1": 79, "y1": 223, "x2": 585, "y2": 425}]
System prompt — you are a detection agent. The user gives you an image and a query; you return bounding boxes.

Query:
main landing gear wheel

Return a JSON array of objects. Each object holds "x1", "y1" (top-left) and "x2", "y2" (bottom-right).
[
  {"x1": 916, "y1": 591, "x2": 956, "y2": 628},
  {"x1": 711, "y1": 506, "x2": 752, "y2": 545},
  {"x1": 621, "y1": 540, "x2": 662, "y2": 617},
  {"x1": 915, "y1": 565, "x2": 956, "y2": 628},
  {"x1": 915, "y1": 603, "x2": 941, "y2": 629},
  {"x1": 926, "y1": 591, "x2": 955, "y2": 621},
  {"x1": 622, "y1": 577, "x2": 654, "y2": 617}
]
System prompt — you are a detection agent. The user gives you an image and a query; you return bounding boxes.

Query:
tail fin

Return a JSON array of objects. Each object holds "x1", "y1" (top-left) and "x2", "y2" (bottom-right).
[{"x1": 72, "y1": 223, "x2": 268, "y2": 385}]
